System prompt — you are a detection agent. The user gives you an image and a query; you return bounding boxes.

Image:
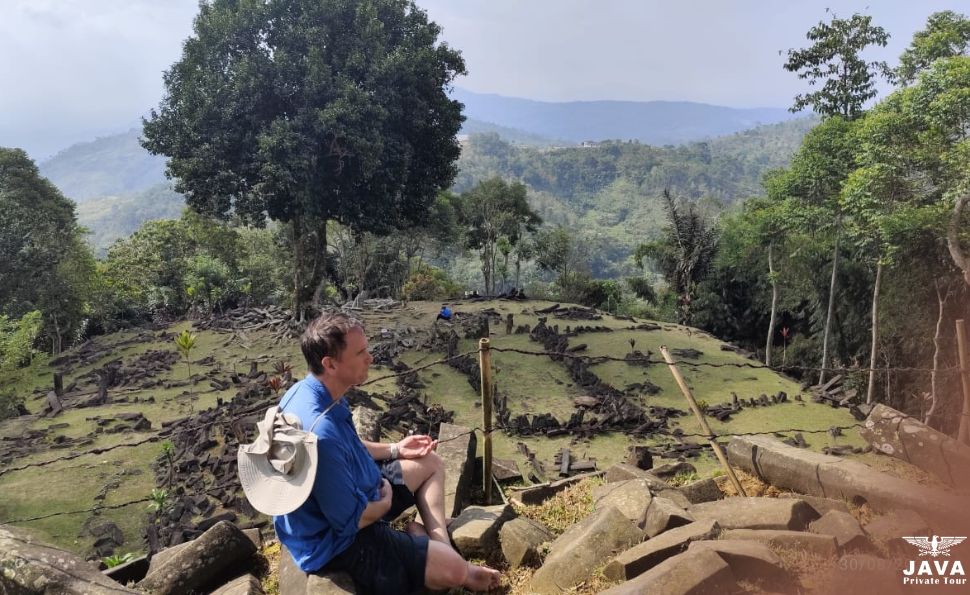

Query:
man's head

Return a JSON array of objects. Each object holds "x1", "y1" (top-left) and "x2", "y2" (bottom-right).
[{"x1": 301, "y1": 312, "x2": 371, "y2": 392}]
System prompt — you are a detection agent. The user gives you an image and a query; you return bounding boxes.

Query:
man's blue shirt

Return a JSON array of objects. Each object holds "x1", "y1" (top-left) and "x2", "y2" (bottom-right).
[{"x1": 273, "y1": 374, "x2": 381, "y2": 572}]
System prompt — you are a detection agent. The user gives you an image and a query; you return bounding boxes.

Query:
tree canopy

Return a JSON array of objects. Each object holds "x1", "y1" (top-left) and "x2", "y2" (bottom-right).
[
  {"x1": 897, "y1": 11, "x2": 970, "y2": 85},
  {"x1": 784, "y1": 12, "x2": 894, "y2": 119},
  {"x1": 142, "y1": 0, "x2": 466, "y2": 314}
]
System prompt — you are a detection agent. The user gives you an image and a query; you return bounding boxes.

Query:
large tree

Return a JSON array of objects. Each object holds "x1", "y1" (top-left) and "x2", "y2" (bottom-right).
[
  {"x1": 143, "y1": 0, "x2": 466, "y2": 317},
  {"x1": 458, "y1": 177, "x2": 541, "y2": 295},
  {"x1": 784, "y1": 12, "x2": 894, "y2": 120},
  {"x1": 0, "y1": 148, "x2": 93, "y2": 353}
]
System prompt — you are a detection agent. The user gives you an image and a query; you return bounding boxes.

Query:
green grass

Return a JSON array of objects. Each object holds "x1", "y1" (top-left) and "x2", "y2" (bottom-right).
[{"x1": 0, "y1": 298, "x2": 870, "y2": 555}]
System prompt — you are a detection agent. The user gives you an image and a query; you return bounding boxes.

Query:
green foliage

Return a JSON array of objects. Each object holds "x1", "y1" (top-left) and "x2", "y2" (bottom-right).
[
  {"x1": 0, "y1": 311, "x2": 42, "y2": 372},
  {"x1": 75, "y1": 184, "x2": 184, "y2": 255},
  {"x1": 146, "y1": 488, "x2": 170, "y2": 514},
  {"x1": 39, "y1": 129, "x2": 167, "y2": 203},
  {"x1": 401, "y1": 266, "x2": 462, "y2": 301},
  {"x1": 99, "y1": 210, "x2": 289, "y2": 322},
  {"x1": 669, "y1": 470, "x2": 700, "y2": 486},
  {"x1": 185, "y1": 254, "x2": 238, "y2": 315},
  {"x1": 174, "y1": 330, "x2": 196, "y2": 377},
  {"x1": 634, "y1": 191, "x2": 719, "y2": 324},
  {"x1": 0, "y1": 148, "x2": 96, "y2": 352},
  {"x1": 573, "y1": 278, "x2": 623, "y2": 311},
  {"x1": 534, "y1": 227, "x2": 588, "y2": 292},
  {"x1": 457, "y1": 177, "x2": 542, "y2": 294},
  {"x1": 102, "y1": 552, "x2": 136, "y2": 568},
  {"x1": 625, "y1": 277, "x2": 657, "y2": 303},
  {"x1": 784, "y1": 12, "x2": 894, "y2": 119},
  {"x1": 897, "y1": 11, "x2": 970, "y2": 86},
  {"x1": 142, "y1": 0, "x2": 466, "y2": 314}
]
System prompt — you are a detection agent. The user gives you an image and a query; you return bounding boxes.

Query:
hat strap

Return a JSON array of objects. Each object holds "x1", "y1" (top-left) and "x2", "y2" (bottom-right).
[{"x1": 307, "y1": 398, "x2": 342, "y2": 434}]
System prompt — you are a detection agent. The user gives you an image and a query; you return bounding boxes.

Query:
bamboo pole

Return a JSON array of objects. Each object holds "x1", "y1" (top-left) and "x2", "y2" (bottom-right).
[
  {"x1": 956, "y1": 320, "x2": 970, "y2": 446},
  {"x1": 659, "y1": 345, "x2": 747, "y2": 496},
  {"x1": 479, "y1": 338, "x2": 494, "y2": 503}
]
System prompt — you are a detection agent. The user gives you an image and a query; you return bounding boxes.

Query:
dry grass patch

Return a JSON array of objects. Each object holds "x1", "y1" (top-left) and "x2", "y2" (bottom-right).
[
  {"x1": 258, "y1": 539, "x2": 281, "y2": 595},
  {"x1": 512, "y1": 476, "x2": 603, "y2": 536},
  {"x1": 716, "y1": 468, "x2": 785, "y2": 498}
]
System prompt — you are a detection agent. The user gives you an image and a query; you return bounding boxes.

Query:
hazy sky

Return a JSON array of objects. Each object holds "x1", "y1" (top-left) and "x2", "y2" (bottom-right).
[{"x1": 2, "y1": 0, "x2": 966, "y2": 159}]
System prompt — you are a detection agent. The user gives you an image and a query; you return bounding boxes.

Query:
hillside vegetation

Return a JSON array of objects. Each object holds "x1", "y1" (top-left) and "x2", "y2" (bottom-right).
[
  {"x1": 0, "y1": 300, "x2": 863, "y2": 558},
  {"x1": 38, "y1": 113, "x2": 814, "y2": 262},
  {"x1": 39, "y1": 129, "x2": 167, "y2": 202}
]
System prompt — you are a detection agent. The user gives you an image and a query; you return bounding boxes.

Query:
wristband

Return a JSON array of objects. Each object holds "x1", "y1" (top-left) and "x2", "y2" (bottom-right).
[{"x1": 390, "y1": 442, "x2": 399, "y2": 460}]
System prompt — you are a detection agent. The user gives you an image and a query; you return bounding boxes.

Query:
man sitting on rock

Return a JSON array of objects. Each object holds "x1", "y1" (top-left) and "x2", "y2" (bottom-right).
[
  {"x1": 436, "y1": 304, "x2": 453, "y2": 321},
  {"x1": 271, "y1": 312, "x2": 500, "y2": 594}
]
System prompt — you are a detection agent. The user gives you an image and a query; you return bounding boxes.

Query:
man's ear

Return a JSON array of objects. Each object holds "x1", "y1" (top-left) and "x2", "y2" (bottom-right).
[{"x1": 321, "y1": 355, "x2": 335, "y2": 374}]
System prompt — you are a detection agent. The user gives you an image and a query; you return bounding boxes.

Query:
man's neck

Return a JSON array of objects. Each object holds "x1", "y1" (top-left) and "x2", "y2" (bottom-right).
[{"x1": 313, "y1": 373, "x2": 346, "y2": 403}]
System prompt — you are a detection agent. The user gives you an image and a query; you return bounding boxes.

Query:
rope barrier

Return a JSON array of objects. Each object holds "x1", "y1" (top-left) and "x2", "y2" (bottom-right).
[
  {"x1": 1, "y1": 341, "x2": 951, "y2": 478},
  {"x1": 0, "y1": 478, "x2": 241, "y2": 525}
]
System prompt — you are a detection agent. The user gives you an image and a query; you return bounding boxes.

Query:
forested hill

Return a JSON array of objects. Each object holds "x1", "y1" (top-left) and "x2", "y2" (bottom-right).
[
  {"x1": 455, "y1": 116, "x2": 817, "y2": 260},
  {"x1": 41, "y1": 116, "x2": 815, "y2": 256},
  {"x1": 39, "y1": 129, "x2": 166, "y2": 202},
  {"x1": 452, "y1": 87, "x2": 804, "y2": 145}
]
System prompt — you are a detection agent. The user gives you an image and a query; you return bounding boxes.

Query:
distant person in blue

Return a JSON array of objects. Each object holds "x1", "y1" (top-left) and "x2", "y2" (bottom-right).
[
  {"x1": 273, "y1": 312, "x2": 500, "y2": 594},
  {"x1": 436, "y1": 304, "x2": 453, "y2": 321}
]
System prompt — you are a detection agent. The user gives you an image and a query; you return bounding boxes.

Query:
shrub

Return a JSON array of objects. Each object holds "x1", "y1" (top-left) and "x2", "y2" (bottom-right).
[{"x1": 401, "y1": 266, "x2": 462, "y2": 301}]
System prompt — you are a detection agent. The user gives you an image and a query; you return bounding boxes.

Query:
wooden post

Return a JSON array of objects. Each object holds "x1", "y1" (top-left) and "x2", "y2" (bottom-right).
[
  {"x1": 956, "y1": 320, "x2": 970, "y2": 446},
  {"x1": 479, "y1": 338, "x2": 494, "y2": 503},
  {"x1": 660, "y1": 345, "x2": 747, "y2": 496},
  {"x1": 53, "y1": 372, "x2": 63, "y2": 396}
]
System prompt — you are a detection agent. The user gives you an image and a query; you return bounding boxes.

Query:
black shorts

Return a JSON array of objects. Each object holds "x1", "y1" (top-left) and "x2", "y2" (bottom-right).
[
  {"x1": 318, "y1": 460, "x2": 426, "y2": 594},
  {"x1": 378, "y1": 459, "x2": 417, "y2": 521},
  {"x1": 321, "y1": 521, "x2": 429, "y2": 595}
]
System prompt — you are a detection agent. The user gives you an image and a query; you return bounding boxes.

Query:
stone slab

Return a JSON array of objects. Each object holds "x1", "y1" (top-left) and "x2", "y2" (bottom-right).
[
  {"x1": 689, "y1": 497, "x2": 818, "y2": 531},
  {"x1": 528, "y1": 506, "x2": 643, "y2": 594},
  {"x1": 437, "y1": 422, "x2": 476, "y2": 518},
  {"x1": 603, "y1": 519, "x2": 721, "y2": 582},
  {"x1": 599, "y1": 547, "x2": 737, "y2": 595},
  {"x1": 721, "y1": 529, "x2": 839, "y2": 558}
]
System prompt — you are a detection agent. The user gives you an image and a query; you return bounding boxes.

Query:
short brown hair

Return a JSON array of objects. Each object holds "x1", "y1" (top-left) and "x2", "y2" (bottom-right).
[{"x1": 301, "y1": 312, "x2": 365, "y2": 375}]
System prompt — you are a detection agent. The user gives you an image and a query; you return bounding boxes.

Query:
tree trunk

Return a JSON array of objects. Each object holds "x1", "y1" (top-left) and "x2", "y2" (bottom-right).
[
  {"x1": 51, "y1": 315, "x2": 62, "y2": 356},
  {"x1": 866, "y1": 261, "x2": 883, "y2": 405},
  {"x1": 310, "y1": 223, "x2": 332, "y2": 307},
  {"x1": 925, "y1": 280, "x2": 950, "y2": 427},
  {"x1": 819, "y1": 228, "x2": 841, "y2": 384},
  {"x1": 292, "y1": 216, "x2": 304, "y2": 322},
  {"x1": 765, "y1": 242, "x2": 778, "y2": 367},
  {"x1": 947, "y1": 193, "x2": 970, "y2": 287}
]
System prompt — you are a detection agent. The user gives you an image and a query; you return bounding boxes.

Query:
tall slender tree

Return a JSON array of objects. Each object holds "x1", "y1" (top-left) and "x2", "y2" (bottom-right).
[
  {"x1": 784, "y1": 12, "x2": 894, "y2": 119},
  {"x1": 635, "y1": 190, "x2": 719, "y2": 325}
]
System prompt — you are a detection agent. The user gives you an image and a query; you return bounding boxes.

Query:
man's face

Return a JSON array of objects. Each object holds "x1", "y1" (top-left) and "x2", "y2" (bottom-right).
[{"x1": 326, "y1": 327, "x2": 372, "y2": 387}]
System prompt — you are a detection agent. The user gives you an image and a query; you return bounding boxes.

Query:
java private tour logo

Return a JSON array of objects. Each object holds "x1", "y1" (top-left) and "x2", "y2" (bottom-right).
[{"x1": 901, "y1": 536, "x2": 967, "y2": 586}]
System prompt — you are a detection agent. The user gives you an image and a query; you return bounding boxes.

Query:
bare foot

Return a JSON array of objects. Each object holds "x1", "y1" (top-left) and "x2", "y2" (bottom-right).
[{"x1": 464, "y1": 563, "x2": 501, "y2": 592}]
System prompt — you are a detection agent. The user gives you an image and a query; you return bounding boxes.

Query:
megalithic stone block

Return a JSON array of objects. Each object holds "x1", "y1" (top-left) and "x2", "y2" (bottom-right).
[{"x1": 437, "y1": 422, "x2": 476, "y2": 518}]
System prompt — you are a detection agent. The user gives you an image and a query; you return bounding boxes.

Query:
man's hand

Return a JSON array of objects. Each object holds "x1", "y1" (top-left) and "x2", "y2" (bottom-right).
[
  {"x1": 396, "y1": 434, "x2": 437, "y2": 459},
  {"x1": 359, "y1": 478, "x2": 393, "y2": 529}
]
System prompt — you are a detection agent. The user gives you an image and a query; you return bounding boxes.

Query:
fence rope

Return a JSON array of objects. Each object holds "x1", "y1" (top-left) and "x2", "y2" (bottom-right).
[{"x1": 1, "y1": 343, "x2": 947, "y2": 478}]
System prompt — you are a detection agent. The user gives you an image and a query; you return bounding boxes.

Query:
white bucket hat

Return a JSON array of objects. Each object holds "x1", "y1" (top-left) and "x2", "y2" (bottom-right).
[{"x1": 237, "y1": 406, "x2": 318, "y2": 516}]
